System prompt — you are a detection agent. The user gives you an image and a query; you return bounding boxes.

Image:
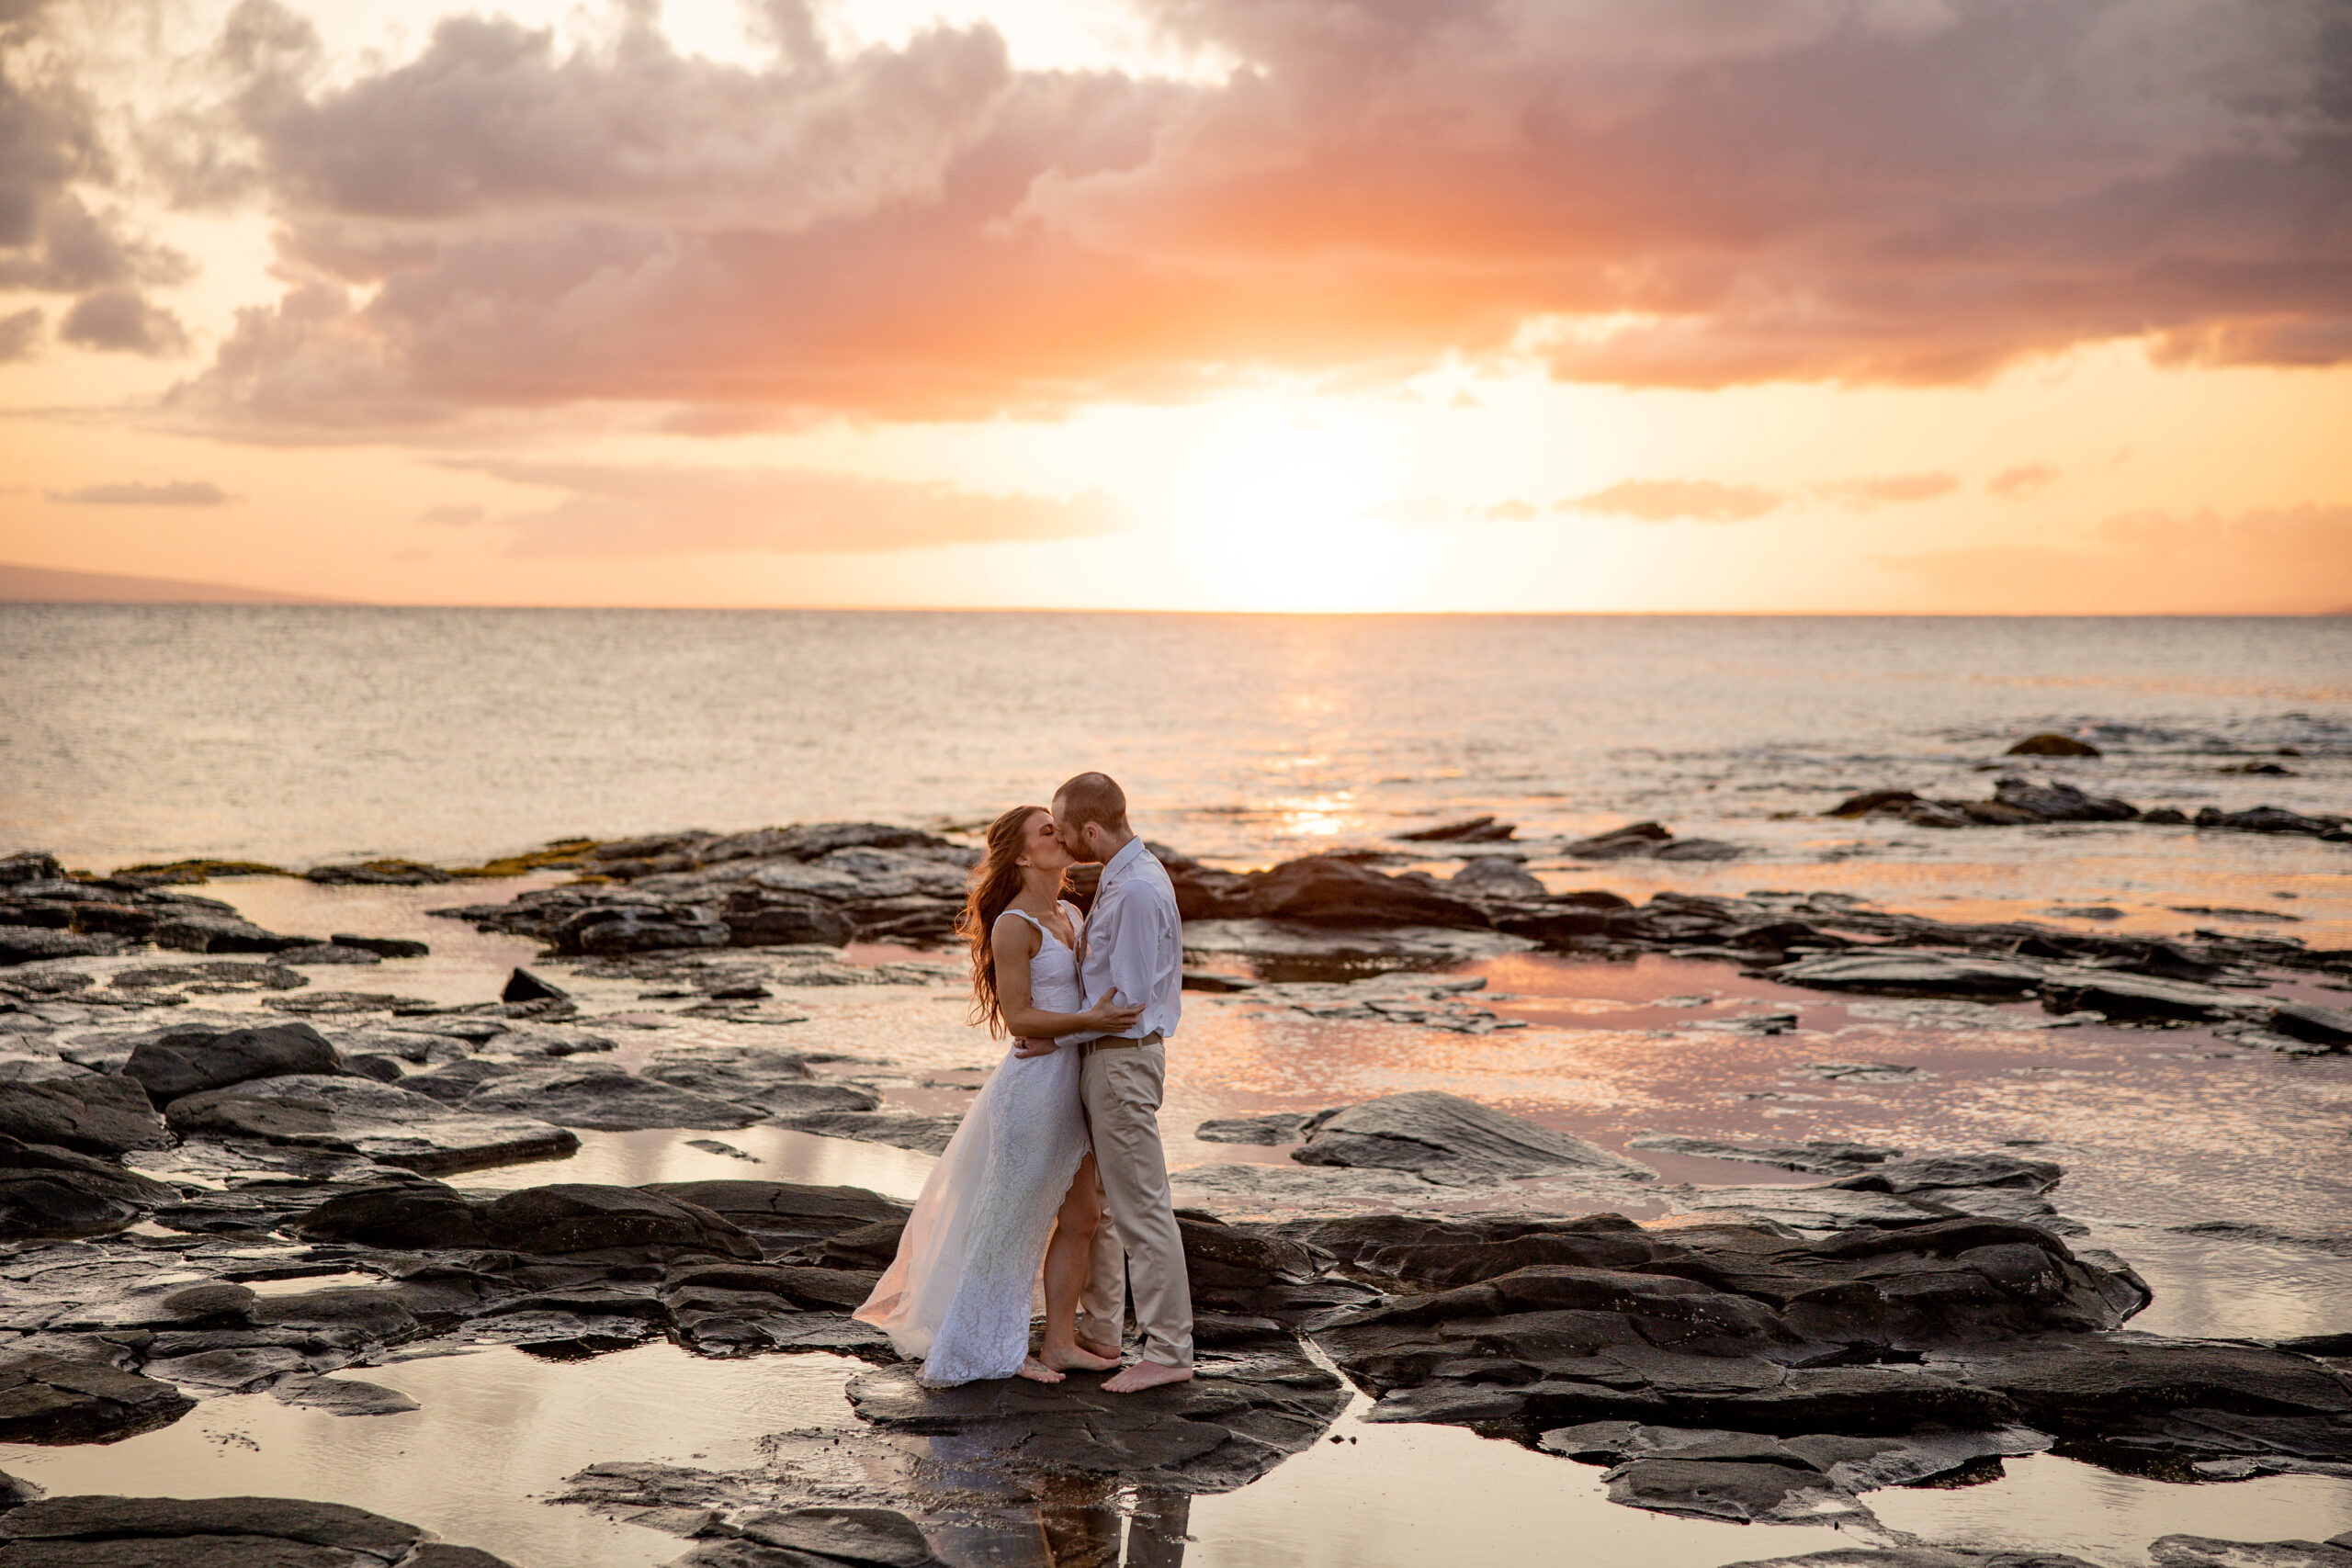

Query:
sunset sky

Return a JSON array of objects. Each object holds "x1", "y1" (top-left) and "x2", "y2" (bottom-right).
[{"x1": 3, "y1": 0, "x2": 2347, "y2": 613}]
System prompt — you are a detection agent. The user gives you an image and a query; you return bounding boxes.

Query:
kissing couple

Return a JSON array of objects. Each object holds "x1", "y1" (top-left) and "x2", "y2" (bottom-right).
[{"x1": 854, "y1": 772, "x2": 1194, "y2": 1393}]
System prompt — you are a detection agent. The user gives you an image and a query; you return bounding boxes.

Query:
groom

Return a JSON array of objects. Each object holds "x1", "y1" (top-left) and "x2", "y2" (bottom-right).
[{"x1": 1012, "y1": 770, "x2": 1193, "y2": 1392}]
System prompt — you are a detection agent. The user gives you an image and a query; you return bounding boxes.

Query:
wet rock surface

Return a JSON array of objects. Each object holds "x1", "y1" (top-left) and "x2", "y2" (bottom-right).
[
  {"x1": 846, "y1": 1345, "x2": 1351, "y2": 1493},
  {"x1": 1292, "y1": 1091, "x2": 1656, "y2": 1179},
  {"x1": 0, "y1": 1494, "x2": 514, "y2": 1565}
]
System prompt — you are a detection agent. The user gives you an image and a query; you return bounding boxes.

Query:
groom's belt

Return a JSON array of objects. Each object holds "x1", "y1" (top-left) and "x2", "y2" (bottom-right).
[{"x1": 1083, "y1": 1032, "x2": 1161, "y2": 1055}]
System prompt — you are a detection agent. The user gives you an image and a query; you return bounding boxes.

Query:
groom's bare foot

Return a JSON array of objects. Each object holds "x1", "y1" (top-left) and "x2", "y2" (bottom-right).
[
  {"x1": 1102, "y1": 1359, "x2": 1193, "y2": 1394},
  {"x1": 1074, "y1": 1335, "x2": 1122, "y2": 1363},
  {"x1": 1040, "y1": 1345, "x2": 1122, "y2": 1372},
  {"x1": 1016, "y1": 1357, "x2": 1066, "y2": 1384}
]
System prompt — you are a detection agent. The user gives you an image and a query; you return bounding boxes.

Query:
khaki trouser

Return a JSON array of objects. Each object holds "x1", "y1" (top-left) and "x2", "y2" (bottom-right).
[{"x1": 1075, "y1": 1035, "x2": 1193, "y2": 1369}]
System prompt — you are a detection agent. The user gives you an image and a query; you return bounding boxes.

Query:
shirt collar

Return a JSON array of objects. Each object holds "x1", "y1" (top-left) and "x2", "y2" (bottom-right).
[{"x1": 1099, "y1": 836, "x2": 1148, "y2": 886}]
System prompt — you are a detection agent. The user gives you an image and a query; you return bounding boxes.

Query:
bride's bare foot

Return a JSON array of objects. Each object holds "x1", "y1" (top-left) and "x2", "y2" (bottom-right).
[
  {"x1": 1102, "y1": 1359, "x2": 1193, "y2": 1394},
  {"x1": 1039, "y1": 1344, "x2": 1122, "y2": 1373},
  {"x1": 1075, "y1": 1335, "x2": 1122, "y2": 1362},
  {"x1": 1016, "y1": 1357, "x2": 1066, "y2": 1384}
]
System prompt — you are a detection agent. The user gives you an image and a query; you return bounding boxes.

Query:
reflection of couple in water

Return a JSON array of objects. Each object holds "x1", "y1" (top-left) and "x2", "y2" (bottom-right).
[{"x1": 856, "y1": 772, "x2": 1194, "y2": 1393}]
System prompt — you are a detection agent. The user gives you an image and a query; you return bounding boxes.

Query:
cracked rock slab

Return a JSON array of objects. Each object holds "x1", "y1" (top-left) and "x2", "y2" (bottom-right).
[
  {"x1": 0, "y1": 1352, "x2": 197, "y2": 1444},
  {"x1": 0, "y1": 1494, "x2": 513, "y2": 1566}
]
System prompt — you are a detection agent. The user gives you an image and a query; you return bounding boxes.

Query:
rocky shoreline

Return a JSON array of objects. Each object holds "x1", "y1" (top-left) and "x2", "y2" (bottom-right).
[{"x1": 1, "y1": 823, "x2": 2348, "y2": 1566}]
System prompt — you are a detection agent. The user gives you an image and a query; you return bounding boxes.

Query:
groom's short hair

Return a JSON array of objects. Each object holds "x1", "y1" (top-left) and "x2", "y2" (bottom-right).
[{"x1": 1055, "y1": 772, "x2": 1128, "y2": 834}]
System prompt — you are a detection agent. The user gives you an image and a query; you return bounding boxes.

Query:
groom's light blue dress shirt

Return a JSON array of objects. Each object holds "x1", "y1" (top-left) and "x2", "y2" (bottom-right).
[{"x1": 1058, "y1": 836, "x2": 1184, "y2": 1047}]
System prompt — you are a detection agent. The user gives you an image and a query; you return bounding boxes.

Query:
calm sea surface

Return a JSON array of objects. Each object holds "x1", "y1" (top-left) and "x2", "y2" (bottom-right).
[{"x1": 5, "y1": 606, "x2": 2346, "y2": 879}]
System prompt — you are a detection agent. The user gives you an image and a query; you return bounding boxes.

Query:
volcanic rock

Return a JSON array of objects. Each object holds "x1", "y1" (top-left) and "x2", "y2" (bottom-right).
[
  {"x1": 1770, "y1": 953, "x2": 2045, "y2": 999},
  {"x1": 294, "y1": 1181, "x2": 493, "y2": 1249},
  {"x1": 149, "y1": 913, "x2": 303, "y2": 953},
  {"x1": 1991, "y1": 777, "x2": 2138, "y2": 822},
  {"x1": 333, "y1": 934, "x2": 430, "y2": 958},
  {"x1": 481, "y1": 1184, "x2": 762, "y2": 1260},
  {"x1": 1310, "y1": 1213, "x2": 2152, "y2": 1427},
  {"x1": 1602, "y1": 1455, "x2": 1860, "y2": 1524},
  {"x1": 501, "y1": 967, "x2": 569, "y2": 1003},
  {"x1": 2196, "y1": 806, "x2": 2346, "y2": 839},
  {"x1": 638, "y1": 1180, "x2": 910, "y2": 1250},
  {"x1": 1564, "y1": 821, "x2": 1677, "y2": 859},
  {"x1": 772, "y1": 1111, "x2": 962, "y2": 1155},
  {"x1": 160, "y1": 1074, "x2": 579, "y2": 1175},
  {"x1": 0, "y1": 1495, "x2": 494, "y2": 1565},
  {"x1": 1626, "y1": 1135, "x2": 1900, "y2": 1177},
  {"x1": 0, "y1": 1136, "x2": 178, "y2": 1237},
  {"x1": 268, "y1": 1374, "x2": 421, "y2": 1416},
  {"x1": 1396, "y1": 816, "x2": 1516, "y2": 842},
  {"x1": 1718, "y1": 1550, "x2": 2102, "y2": 1567},
  {"x1": 0, "y1": 1352, "x2": 197, "y2": 1444},
  {"x1": 2267, "y1": 1001, "x2": 2352, "y2": 1049},
  {"x1": 1240, "y1": 857, "x2": 1491, "y2": 929},
  {"x1": 307, "y1": 860, "x2": 454, "y2": 886},
  {"x1": 2036, "y1": 974, "x2": 2241, "y2": 1023},
  {"x1": 720, "y1": 890, "x2": 858, "y2": 948},
  {"x1": 463, "y1": 1064, "x2": 763, "y2": 1131},
  {"x1": 1830, "y1": 1155, "x2": 2062, "y2": 1195},
  {"x1": 1452, "y1": 857, "x2": 1546, "y2": 898},
  {"x1": 642, "y1": 1048, "x2": 879, "y2": 1115},
  {"x1": 1292, "y1": 1092, "x2": 1652, "y2": 1179},
  {"x1": 552, "y1": 906, "x2": 731, "y2": 957},
  {"x1": 0, "y1": 1076, "x2": 169, "y2": 1155},
  {"x1": 2007, "y1": 734, "x2": 2101, "y2": 757},
  {"x1": 728, "y1": 1506, "x2": 944, "y2": 1567},
  {"x1": 272, "y1": 944, "x2": 385, "y2": 965},
  {"x1": 121, "y1": 1021, "x2": 341, "y2": 1103},
  {"x1": 2150, "y1": 1539, "x2": 2352, "y2": 1568},
  {"x1": 1195, "y1": 1113, "x2": 1319, "y2": 1145},
  {"x1": 846, "y1": 1347, "x2": 1350, "y2": 1493},
  {"x1": 0, "y1": 928, "x2": 123, "y2": 964}
]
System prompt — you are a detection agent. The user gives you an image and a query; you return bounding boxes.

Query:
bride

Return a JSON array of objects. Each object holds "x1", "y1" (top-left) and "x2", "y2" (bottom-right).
[{"x1": 854, "y1": 806, "x2": 1142, "y2": 1385}]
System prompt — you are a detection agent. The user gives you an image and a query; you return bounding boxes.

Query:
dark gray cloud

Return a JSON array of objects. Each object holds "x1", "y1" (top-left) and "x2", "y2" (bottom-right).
[
  {"x1": 155, "y1": 0, "x2": 2352, "y2": 430},
  {"x1": 0, "y1": 303, "x2": 37, "y2": 360},
  {"x1": 48, "y1": 479, "x2": 229, "y2": 504},
  {"x1": 60, "y1": 288, "x2": 190, "y2": 355},
  {"x1": 1, "y1": 1, "x2": 198, "y2": 356}
]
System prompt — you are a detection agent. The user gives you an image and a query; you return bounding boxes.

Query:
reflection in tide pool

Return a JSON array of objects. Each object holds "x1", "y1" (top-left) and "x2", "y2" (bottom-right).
[
  {"x1": 14, "y1": 1341, "x2": 2350, "y2": 1568},
  {"x1": 0, "y1": 1346, "x2": 871, "y2": 1568},
  {"x1": 454, "y1": 1123, "x2": 939, "y2": 1201}
]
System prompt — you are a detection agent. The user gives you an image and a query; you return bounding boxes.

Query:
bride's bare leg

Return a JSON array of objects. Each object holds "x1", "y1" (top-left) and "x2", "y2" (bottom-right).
[{"x1": 1040, "y1": 1155, "x2": 1123, "y2": 1371}]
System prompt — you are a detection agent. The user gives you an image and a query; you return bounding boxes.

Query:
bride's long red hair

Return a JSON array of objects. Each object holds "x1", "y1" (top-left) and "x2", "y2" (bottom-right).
[{"x1": 958, "y1": 806, "x2": 1053, "y2": 1037}]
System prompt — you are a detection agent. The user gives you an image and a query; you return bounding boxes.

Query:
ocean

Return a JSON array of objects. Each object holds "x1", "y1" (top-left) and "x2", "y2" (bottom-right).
[{"x1": 6, "y1": 606, "x2": 2346, "y2": 930}]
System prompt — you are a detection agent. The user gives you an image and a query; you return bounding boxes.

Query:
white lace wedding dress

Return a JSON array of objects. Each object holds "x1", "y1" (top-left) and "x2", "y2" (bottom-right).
[{"x1": 853, "y1": 903, "x2": 1092, "y2": 1385}]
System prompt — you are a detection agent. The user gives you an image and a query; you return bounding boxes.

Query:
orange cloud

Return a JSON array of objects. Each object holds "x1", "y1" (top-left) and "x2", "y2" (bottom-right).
[
  {"x1": 1814, "y1": 473, "x2": 1959, "y2": 508},
  {"x1": 47, "y1": 479, "x2": 229, "y2": 505},
  {"x1": 123, "y1": 0, "x2": 2352, "y2": 433},
  {"x1": 436, "y1": 459, "x2": 1123, "y2": 557},
  {"x1": 1564, "y1": 479, "x2": 1782, "y2": 523},
  {"x1": 1989, "y1": 463, "x2": 2061, "y2": 499}
]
